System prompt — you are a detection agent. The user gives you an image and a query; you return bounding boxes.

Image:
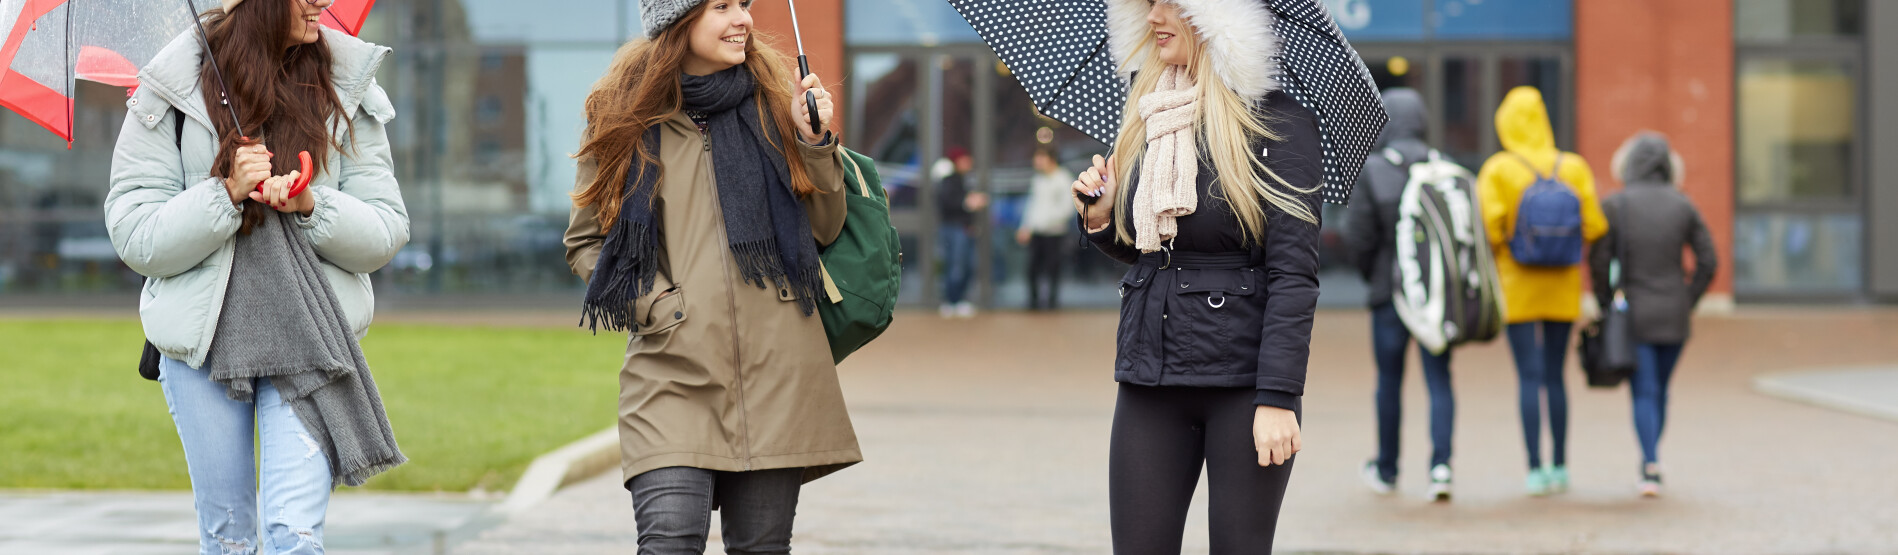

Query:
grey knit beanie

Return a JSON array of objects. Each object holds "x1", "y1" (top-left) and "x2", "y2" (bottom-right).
[{"x1": 640, "y1": 0, "x2": 706, "y2": 39}]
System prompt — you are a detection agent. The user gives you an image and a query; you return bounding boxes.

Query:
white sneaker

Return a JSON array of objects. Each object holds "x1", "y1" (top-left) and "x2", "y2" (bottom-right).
[
  {"x1": 1360, "y1": 461, "x2": 1394, "y2": 495},
  {"x1": 955, "y1": 301, "x2": 976, "y2": 318},
  {"x1": 1426, "y1": 464, "x2": 1453, "y2": 502}
]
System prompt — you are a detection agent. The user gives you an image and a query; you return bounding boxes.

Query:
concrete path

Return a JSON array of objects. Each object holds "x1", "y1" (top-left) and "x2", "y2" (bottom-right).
[
  {"x1": 1756, "y1": 366, "x2": 1898, "y2": 423},
  {"x1": 455, "y1": 308, "x2": 1898, "y2": 554},
  {"x1": 0, "y1": 490, "x2": 493, "y2": 554}
]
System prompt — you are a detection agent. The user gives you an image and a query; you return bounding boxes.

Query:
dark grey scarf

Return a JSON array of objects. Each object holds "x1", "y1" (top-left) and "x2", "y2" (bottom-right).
[
  {"x1": 206, "y1": 211, "x2": 405, "y2": 488},
  {"x1": 582, "y1": 66, "x2": 824, "y2": 332}
]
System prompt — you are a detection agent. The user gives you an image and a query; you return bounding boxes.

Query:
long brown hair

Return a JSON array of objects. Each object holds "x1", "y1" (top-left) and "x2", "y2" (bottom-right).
[
  {"x1": 198, "y1": 0, "x2": 349, "y2": 233},
  {"x1": 573, "y1": 3, "x2": 818, "y2": 233}
]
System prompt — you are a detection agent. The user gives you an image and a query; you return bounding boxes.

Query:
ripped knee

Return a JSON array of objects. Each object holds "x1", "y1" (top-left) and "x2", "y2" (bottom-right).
[
  {"x1": 207, "y1": 532, "x2": 255, "y2": 555},
  {"x1": 206, "y1": 510, "x2": 257, "y2": 555},
  {"x1": 266, "y1": 523, "x2": 324, "y2": 554}
]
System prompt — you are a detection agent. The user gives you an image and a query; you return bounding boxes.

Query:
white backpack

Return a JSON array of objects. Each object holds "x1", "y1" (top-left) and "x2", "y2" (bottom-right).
[{"x1": 1390, "y1": 149, "x2": 1505, "y2": 354}]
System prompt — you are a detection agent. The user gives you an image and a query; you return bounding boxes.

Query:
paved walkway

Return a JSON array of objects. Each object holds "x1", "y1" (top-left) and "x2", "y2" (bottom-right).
[
  {"x1": 455, "y1": 308, "x2": 1898, "y2": 554},
  {"x1": 0, "y1": 490, "x2": 493, "y2": 554}
]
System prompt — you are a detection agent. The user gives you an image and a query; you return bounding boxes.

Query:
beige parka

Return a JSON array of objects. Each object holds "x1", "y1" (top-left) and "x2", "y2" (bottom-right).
[{"x1": 565, "y1": 111, "x2": 860, "y2": 485}]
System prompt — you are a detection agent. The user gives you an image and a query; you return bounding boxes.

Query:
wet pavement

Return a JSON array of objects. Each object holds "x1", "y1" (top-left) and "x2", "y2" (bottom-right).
[{"x1": 454, "y1": 307, "x2": 1898, "y2": 554}]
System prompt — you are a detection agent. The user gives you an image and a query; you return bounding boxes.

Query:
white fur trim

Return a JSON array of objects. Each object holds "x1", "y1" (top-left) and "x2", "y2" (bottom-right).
[{"x1": 1105, "y1": 0, "x2": 1281, "y2": 102}]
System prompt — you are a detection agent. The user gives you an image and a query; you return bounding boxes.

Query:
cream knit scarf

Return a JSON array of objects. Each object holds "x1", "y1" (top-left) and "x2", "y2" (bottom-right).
[{"x1": 1132, "y1": 65, "x2": 1199, "y2": 253}]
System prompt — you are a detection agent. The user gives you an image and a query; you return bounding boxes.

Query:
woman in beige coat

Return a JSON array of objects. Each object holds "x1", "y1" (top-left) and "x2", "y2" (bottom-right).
[{"x1": 562, "y1": 0, "x2": 857, "y2": 551}]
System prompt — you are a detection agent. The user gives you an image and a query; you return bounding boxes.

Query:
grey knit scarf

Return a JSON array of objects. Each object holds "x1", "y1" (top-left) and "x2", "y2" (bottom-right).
[
  {"x1": 581, "y1": 66, "x2": 824, "y2": 332},
  {"x1": 206, "y1": 210, "x2": 405, "y2": 488}
]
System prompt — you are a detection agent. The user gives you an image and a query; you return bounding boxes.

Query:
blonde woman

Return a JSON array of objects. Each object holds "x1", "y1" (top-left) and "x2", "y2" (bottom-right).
[{"x1": 1072, "y1": 0, "x2": 1326, "y2": 551}]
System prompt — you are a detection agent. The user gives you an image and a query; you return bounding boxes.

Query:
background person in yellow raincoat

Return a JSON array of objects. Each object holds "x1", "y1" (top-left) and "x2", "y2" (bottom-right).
[{"x1": 1476, "y1": 86, "x2": 1608, "y2": 497}]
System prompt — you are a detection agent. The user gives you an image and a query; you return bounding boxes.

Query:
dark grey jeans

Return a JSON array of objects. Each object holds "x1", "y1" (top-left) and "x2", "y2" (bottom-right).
[{"x1": 627, "y1": 466, "x2": 803, "y2": 554}]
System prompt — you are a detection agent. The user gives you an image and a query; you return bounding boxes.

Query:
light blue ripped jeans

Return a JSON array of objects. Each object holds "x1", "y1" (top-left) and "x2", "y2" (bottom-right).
[{"x1": 159, "y1": 355, "x2": 331, "y2": 555}]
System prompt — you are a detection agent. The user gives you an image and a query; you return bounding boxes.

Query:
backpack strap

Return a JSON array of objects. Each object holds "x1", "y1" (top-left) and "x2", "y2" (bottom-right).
[
  {"x1": 1508, "y1": 151, "x2": 1567, "y2": 182},
  {"x1": 171, "y1": 108, "x2": 187, "y2": 184},
  {"x1": 1507, "y1": 151, "x2": 1545, "y2": 180}
]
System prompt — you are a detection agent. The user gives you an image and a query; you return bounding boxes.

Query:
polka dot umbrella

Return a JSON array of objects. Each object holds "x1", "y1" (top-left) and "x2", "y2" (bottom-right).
[{"x1": 946, "y1": 0, "x2": 1385, "y2": 205}]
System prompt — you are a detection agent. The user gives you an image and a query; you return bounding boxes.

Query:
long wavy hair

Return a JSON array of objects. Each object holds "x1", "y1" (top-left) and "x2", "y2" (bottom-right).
[
  {"x1": 1109, "y1": 10, "x2": 1317, "y2": 246},
  {"x1": 573, "y1": 3, "x2": 818, "y2": 233},
  {"x1": 198, "y1": 0, "x2": 349, "y2": 233}
]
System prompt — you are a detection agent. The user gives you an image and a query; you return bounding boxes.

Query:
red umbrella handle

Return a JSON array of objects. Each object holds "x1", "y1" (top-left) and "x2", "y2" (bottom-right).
[{"x1": 288, "y1": 151, "x2": 312, "y2": 198}]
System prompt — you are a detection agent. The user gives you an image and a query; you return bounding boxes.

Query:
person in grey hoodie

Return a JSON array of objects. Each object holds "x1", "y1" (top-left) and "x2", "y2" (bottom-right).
[
  {"x1": 1589, "y1": 131, "x2": 1717, "y2": 497},
  {"x1": 1344, "y1": 88, "x2": 1456, "y2": 501}
]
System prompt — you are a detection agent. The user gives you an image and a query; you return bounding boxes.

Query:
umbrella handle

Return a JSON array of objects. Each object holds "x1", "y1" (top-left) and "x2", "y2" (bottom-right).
[
  {"x1": 288, "y1": 151, "x2": 313, "y2": 198},
  {"x1": 798, "y1": 56, "x2": 822, "y2": 137}
]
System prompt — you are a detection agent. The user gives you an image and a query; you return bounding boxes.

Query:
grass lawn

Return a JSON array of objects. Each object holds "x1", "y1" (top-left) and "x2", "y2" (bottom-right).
[{"x1": 0, "y1": 318, "x2": 625, "y2": 492}]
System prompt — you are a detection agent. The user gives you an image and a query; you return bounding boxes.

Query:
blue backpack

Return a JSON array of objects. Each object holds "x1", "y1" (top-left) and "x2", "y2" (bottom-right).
[{"x1": 1506, "y1": 153, "x2": 1584, "y2": 267}]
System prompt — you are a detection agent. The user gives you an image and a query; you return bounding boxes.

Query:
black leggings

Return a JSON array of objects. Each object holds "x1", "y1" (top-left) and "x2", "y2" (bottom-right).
[{"x1": 1110, "y1": 384, "x2": 1296, "y2": 554}]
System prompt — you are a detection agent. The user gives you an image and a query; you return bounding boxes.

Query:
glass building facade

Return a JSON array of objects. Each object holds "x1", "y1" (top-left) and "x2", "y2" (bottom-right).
[
  {"x1": 0, "y1": 0, "x2": 647, "y2": 297},
  {"x1": 4, "y1": 0, "x2": 1895, "y2": 304}
]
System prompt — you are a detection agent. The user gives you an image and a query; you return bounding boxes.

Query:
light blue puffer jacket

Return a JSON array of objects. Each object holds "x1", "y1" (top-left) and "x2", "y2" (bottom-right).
[{"x1": 105, "y1": 27, "x2": 407, "y2": 369}]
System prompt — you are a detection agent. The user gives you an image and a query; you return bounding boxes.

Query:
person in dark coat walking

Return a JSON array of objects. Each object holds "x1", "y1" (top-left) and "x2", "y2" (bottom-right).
[
  {"x1": 937, "y1": 146, "x2": 987, "y2": 318},
  {"x1": 1344, "y1": 88, "x2": 1456, "y2": 501},
  {"x1": 1070, "y1": 0, "x2": 1334, "y2": 550},
  {"x1": 1589, "y1": 131, "x2": 1718, "y2": 498}
]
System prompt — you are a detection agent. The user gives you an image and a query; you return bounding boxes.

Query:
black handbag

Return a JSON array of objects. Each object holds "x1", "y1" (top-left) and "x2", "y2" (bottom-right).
[
  {"x1": 1578, "y1": 203, "x2": 1636, "y2": 388},
  {"x1": 139, "y1": 341, "x2": 162, "y2": 381}
]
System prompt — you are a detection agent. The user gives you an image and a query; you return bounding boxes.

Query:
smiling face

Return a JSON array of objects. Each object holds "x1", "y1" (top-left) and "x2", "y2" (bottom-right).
[
  {"x1": 287, "y1": 0, "x2": 330, "y2": 47},
  {"x1": 683, "y1": 0, "x2": 753, "y2": 76},
  {"x1": 1147, "y1": 0, "x2": 1196, "y2": 67}
]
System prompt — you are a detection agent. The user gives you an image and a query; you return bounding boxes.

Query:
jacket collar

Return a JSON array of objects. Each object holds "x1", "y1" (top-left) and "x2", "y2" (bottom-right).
[
  {"x1": 133, "y1": 26, "x2": 390, "y2": 132},
  {"x1": 1105, "y1": 0, "x2": 1281, "y2": 103}
]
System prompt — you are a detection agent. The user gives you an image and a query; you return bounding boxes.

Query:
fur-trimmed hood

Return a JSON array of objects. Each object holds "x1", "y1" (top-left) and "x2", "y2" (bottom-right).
[
  {"x1": 1611, "y1": 130, "x2": 1686, "y2": 188},
  {"x1": 1105, "y1": 0, "x2": 1281, "y2": 102}
]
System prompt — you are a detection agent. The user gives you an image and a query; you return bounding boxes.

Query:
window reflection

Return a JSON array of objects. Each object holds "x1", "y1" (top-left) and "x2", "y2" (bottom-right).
[
  {"x1": 1735, "y1": 212, "x2": 1861, "y2": 294},
  {"x1": 1736, "y1": 0, "x2": 1862, "y2": 41},
  {"x1": 1737, "y1": 58, "x2": 1856, "y2": 204}
]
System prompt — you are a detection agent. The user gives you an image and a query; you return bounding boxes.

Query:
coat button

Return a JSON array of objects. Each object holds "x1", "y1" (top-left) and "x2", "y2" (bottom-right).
[
  {"x1": 126, "y1": 97, "x2": 139, "y2": 107},
  {"x1": 1180, "y1": 283, "x2": 1190, "y2": 289},
  {"x1": 674, "y1": 312, "x2": 683, "y2": 320},
  {"x1": 144, "y1": 114, "x2": 157, "y2": 123}
]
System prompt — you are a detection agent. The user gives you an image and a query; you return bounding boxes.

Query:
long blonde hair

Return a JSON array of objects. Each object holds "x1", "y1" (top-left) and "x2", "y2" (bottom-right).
[{"x1": 1110, "y1": 17, "x2": 1318, "y2": 246}]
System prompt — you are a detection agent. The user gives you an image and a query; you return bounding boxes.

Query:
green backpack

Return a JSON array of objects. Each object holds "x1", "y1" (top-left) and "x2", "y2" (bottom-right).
[{"x1": 816, "y1": 148, "x2": 901, "y2": 363}]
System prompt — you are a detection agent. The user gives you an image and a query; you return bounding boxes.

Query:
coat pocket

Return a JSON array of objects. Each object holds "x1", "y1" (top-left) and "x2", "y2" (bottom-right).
[
  {"x1": 1115, "y1": 265, "x2": 1157, "y2": 379},
  {"x1": 1163, "y1": 267, "x2": 1263, "y2": 376},
  {"x1": 636, "y1": 286, "x2": 688, "y2": 336}
]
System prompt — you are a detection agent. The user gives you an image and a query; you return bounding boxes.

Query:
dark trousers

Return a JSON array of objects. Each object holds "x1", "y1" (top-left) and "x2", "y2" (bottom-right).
[
  {"x1": 1026, "y1": 234, "x2": 1066, "y2": 310},
  {"x1": 627, "y1": 466, "x2": 803, "y2": 555},
  {"x1": 1633, "y1": 342, "x2": 1685, "y2": 465},
  {"x1": 1506, "y1": 321, "x2": 1573, "y2": 470},
  {"x1": 1109, "y1": 384, "x2": 1295, "y2": 554},
  {"x1": 1370, "y1": 303, "x2": 1454, "y2": 481}
]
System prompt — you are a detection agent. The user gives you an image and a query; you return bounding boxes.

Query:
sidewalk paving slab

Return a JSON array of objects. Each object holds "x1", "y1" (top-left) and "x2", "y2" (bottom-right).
[
  {"x1": 453, "y1": 309, "x2": 1898, "y2": 554},
  {"x1": 0, "y1": 490, "x2": 493, "y2": 554}
]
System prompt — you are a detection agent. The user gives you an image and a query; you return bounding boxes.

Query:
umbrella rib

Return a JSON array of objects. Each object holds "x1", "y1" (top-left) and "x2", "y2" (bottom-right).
[
  {"x1": 65, "y1": 0, "x2": 72, "y2": 145},
  {"x1": 323, "y1": 7, "x2": 346, "y2": 30},
  {"x1": 1050, "y1": 37, "x2": 1107, "y2": 107}
]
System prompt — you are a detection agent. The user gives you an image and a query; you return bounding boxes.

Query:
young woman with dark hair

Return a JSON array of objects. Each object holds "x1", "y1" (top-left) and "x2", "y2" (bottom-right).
[{"x1": 105, "y1": 0, "x2": 409, "y2": 552}]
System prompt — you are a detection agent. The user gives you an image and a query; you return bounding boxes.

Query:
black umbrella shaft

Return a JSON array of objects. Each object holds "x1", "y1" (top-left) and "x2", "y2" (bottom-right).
[{"x1": 186, "y1": 0, "x2": 246, "y2": 137}]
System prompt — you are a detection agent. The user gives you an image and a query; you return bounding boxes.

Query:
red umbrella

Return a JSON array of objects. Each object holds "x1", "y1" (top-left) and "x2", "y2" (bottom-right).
[{"x1": 0, "y1": 0, "x2": 376, "y2": 145}]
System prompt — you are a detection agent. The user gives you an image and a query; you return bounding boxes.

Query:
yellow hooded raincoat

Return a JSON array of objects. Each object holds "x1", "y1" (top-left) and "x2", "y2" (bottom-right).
[{"x1": 1476, "y1": 87, "x2": 1608, "y2": 324}]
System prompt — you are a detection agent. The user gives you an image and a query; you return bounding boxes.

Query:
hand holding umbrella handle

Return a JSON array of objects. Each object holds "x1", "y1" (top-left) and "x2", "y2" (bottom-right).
[{"x1": 798, "y1": 56, "x2": 822, "y2": 138}]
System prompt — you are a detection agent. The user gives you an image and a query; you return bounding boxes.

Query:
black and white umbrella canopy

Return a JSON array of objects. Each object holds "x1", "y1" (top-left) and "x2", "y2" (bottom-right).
[
  {"x1": 950, "y1": 0, "x2": 1127, "y2": 147},
  {"x1": 947, "y1": 0, "x2": 1386, "y2": 205}
]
